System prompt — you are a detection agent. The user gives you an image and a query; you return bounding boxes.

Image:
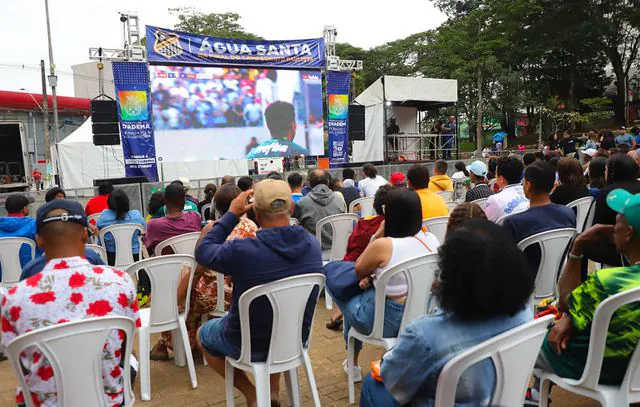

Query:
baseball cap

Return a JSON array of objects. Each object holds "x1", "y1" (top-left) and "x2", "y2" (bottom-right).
[
  {"x1": 36, "y1": 199, "x2": 88, "y2": 232},
  {"x1": 467, "y1": 161, "x2": 488, "y2": 177},
  {"x1": 178, "y1": 177, "x2": 192, "y2": 191},
  {"x1": 583, "y1": 148, "x2": 597, "y2": 157},
  {"x1": 5, "y1": 194, "x2": 35, "y2": 213},
  {"x1": 390, "y1": 172, "x2": 406, "y2": 187},
  {"x1": 253, "y1": 179, "x2": 292, "y2": 213},
  {"x1": 606, "y1": 189, "x2": 640, "y2": 235}
]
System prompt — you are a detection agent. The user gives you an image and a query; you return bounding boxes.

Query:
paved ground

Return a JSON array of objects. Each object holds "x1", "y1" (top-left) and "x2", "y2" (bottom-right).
[{"x1": 0, "y1": 298, "x2": 601, "y2": 406}]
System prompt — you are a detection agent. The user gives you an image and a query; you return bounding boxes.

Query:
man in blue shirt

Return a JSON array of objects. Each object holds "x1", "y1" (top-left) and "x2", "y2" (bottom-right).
[
  {"x1": 246, "y1": 101, "x2": 310, "y2": 159},
  {"x1": 195, "y1": 179, "x2": 322, "y2": 407},
  {"x1": 0, "y1": 194, "x2": 43, "y2": 279},
  {"x1": 502, "y1": 160, "x2": 576, "y2": 273},
  {"x1": 615, "y1": 127, "x2": 636, "y2": 149}
]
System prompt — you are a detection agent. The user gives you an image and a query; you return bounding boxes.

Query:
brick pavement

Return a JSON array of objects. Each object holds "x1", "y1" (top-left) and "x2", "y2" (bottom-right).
[{"x1": 0, "y1": 298, "x2": 600, "y2": 406}]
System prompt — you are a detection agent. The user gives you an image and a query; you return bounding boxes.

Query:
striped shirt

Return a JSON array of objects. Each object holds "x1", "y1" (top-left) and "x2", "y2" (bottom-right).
[{"x1": 465, "y1": 184, "x2": 493, "y2": 202}]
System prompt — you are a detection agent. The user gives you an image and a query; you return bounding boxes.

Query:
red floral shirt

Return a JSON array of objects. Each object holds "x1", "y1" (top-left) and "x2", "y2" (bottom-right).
[{"x1": 0, "y1": 256, "x2": 140, "y2": 407}]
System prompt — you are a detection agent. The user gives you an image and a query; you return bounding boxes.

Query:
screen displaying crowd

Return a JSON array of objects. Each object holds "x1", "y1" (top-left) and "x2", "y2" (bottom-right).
[{"x1": 149, "y1": 65, "x2": 324, "y2": 160}]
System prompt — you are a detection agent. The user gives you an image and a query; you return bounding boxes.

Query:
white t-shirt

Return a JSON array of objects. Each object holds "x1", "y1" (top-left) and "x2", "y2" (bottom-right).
[
  {"x1": 359, "y1": 175, "x2": 388, "y2": 197},
  {"x1": 484, "y1": 184, "x2": 529, "y2": 222}
]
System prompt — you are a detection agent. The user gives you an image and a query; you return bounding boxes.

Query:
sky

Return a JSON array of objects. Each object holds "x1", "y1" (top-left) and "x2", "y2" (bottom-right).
[{"x1": 0, "y1": 1, "x2": 446, "y2": 97}]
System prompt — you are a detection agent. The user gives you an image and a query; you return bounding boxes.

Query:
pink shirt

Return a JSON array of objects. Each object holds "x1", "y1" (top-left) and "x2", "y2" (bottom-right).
[{"x1": 143, "y1": 211, "x2": 202, "y2": 254}]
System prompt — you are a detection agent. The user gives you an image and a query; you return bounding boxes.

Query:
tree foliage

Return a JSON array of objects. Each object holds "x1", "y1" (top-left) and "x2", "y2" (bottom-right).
[{"x1": 173, "y1": 9, "x2": 263, "y2": 40}]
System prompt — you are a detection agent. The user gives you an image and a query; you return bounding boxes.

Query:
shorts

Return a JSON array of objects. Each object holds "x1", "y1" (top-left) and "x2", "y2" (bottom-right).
[{"x1": 198, "y1": 317, "x2": 240, "y2": 360}]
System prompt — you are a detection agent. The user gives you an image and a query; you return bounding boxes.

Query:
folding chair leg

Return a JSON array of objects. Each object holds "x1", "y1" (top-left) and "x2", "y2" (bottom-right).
[
  {"x1": 284, "y1": 368, "x2": 300, "y2": 407},
  {"x1": 539, "y1": 378, "x2": 551, "y2": 407},
  {"x1": 254, "y1": 365, "x2": 271, "y2": 407},
  {"x1": 302, "y1": 350, "x2": 321, "y2": 407},
  {"x1": 178, "y1": 317, "x2": 198, "y2": 389},
  {"x1": 347, "y1": 335, "x2": 356, "y2": 404},
  {"x1": 173, "y1": 328, "x2": 186, "y2": 367},
  {"x1": 139, "y1": 328, "x2": 151, "y2": 401},
  {"x1": 201, "y1": 314, "x2": 209, "y2": 366},
  {"x1": 225, "y1": 359, "x2": 235, "y2": 407}
]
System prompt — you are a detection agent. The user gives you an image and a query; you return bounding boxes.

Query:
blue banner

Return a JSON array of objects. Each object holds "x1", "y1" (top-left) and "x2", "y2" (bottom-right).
[
  {"x1": 146, "y1": 25, "x2": 325, "y2": 69},
  {"x1": 327, "y1": 71, "x2": 351, "y2": 167},
  {"x1": 112, "y1": 62, "x2": 159, "y2": 182}
]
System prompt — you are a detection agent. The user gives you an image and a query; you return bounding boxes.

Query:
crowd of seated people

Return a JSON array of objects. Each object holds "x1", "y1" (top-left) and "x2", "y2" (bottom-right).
[{"x1": 1, "y1": 148, "x2": 640, "y2": 407}]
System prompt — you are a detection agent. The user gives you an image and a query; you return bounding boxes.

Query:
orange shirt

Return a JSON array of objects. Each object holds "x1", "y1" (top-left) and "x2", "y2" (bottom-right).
[{"x1": 416, "y1": 188, "x2": 449, "y2": 220}]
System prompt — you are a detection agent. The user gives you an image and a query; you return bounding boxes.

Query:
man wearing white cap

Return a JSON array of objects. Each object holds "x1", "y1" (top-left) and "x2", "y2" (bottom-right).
[{"x1": 464, "y1": 161, "x2": 493, "y2": 202}]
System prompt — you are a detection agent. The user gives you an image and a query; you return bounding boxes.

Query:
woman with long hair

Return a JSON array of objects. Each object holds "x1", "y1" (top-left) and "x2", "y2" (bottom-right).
[
  {"x1": 330, "y1": 188, "x2": 440, "y2": 381},
  {"x1": 550, "y1": 157, "x2": 589, "y2": 205},
  {"x1": 96, "y1": 188, "x2": 146, "y2": 266},
  {"x1": 587, "y1": 157, "x2": 607, "y2": 196}
]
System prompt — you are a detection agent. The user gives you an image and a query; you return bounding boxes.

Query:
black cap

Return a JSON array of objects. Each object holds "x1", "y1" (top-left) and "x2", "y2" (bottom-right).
[
  {"x1": 36, "y1": 199, "x2": 88, "y2": 232},
  {"x1": 5, "y1": 194, "x2": 35, "y2": 214}
]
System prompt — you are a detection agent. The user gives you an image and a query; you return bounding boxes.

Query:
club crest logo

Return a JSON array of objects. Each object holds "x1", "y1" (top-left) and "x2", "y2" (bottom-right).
[{"x1": 153, "y1": 30, "x2": 183, "y2": 59}]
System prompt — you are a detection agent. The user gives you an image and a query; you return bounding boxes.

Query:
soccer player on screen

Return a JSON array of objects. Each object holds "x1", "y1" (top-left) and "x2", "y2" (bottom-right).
[{"x1": 246, "y1": 101, "x2": 310, "y2": 159}]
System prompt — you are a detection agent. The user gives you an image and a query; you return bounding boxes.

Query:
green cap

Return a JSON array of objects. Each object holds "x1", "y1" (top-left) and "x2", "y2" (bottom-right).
[{"x1": 606, "y1": 189, "x2": 640, "y2": 235}]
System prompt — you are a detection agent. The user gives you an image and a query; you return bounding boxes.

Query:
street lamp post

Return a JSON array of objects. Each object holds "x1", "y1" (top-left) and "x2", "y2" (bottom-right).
[{"x1": 44, "y1": 0, "x2": 62, "y2": 186}]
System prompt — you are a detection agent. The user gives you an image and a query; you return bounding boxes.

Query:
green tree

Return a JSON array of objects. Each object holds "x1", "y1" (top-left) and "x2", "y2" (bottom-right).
[
  {"x1": 588, "y1": 0, "x2": 640, "y2": 124},
  {"x1": 172, "y1": 9, "x2": 263, "y2": 40}
]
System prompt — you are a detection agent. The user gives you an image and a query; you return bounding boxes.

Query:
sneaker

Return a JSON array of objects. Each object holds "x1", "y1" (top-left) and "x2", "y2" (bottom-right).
[{"x1": 342, "y1": 359, "x2": 362, "y2": 383}]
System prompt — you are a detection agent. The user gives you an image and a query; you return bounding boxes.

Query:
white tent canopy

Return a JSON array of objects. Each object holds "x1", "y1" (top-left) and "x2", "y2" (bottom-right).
[
  {"x1": 353, "y1": 76, "x2": 458, "y2": 162},
  {"x1": 58, "y1": 118, "x2": 249, "y2": 189},
  {"x1": 58, "y1": 118, "x2": 126, "y2": 189}
]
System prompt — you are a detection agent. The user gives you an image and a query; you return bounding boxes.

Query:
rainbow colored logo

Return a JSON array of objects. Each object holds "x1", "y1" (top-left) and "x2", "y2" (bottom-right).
[
  {"x1": 118, "y1": 91, "x2": 148, "y2": 121},
  {"x1": 328, "y1": 94, "x2": 349, "y2": 120}
]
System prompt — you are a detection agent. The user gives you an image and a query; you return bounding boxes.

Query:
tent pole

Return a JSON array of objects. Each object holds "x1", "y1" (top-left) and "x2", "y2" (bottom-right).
[
  {"x1": 455, "y1": 104, "x2": 459, "y2": 159},
  {"x1": 381, "y1": 76, "x2": 388, "y2": 164}
]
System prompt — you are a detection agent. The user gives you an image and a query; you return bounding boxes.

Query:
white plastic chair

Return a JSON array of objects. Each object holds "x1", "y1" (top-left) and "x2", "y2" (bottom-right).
[
  {"x1": 98, "y1": 223, "x2": 145, "y2": 268},
  {"x1": 471, "y1": 197, "x2": 489, "y2": 210},
  {"x1": 0, "y1": 237, "x2": 36, "y2": 287},
  {"x1": 539, "y1": 287, "x2": 640, "y2": 406},
  {"x1": 154, "y1": 231, "x2": 201, "y2": 256},
  {"x1": 346, "y1": 253, "x2": 440, "y2": 404},
  {"x1": 125, "y1": 255, "x2": 198, "y2": 401},
  {"x1": 85, "y1": 244, "x2": 108, "y2": 264},
  {"x1": 6, "y1": 316, "x2": 136, "y2": 407},
  {"x1": 517, "y1": 228, "x2": 577, "y2": 300},
  {"x1": 422, "y1": 216, "x2": 450, "y2": 245},
  {"x1": 201, "y1": 203, "x2": 213, "y2": 221},
  {"x1": 316, "y1": 213, "x2": 359, "y2": 310},
  {"x1": 567, "y1": 196, "x2": 595, "y2": 234},
  {"x1": 436, "y1": 191, "x2": 453, "y2": 202},
  {"x1": 348, "y1": 196, "x2": 375, "y2": 218},
  {"x1": 225, "y1": 274, "x2": 325, "y2": 407},
  {"x1": 445, "y1": 201, "x2": 459, "y2": 213},
  {"x1": 435, "y1": 315, "x2": 554, "y2": 407}
]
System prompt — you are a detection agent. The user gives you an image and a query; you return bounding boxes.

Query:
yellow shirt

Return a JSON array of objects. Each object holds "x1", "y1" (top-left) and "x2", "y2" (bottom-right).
[
  {"x1": 416, "y1": 188, "x2": 449, "y2": 220},
  {"x1": 428, "y1": 174, "x2": 454, "y2": 192}
]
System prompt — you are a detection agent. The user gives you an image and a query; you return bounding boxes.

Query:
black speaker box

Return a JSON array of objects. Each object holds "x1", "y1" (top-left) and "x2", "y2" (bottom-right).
[
  {"x1": 91, "y1": 100, "x2": 118, "y2": 122},
  {"x1": 349, "y1": 105, "x2": 365, "y2": 141},
  {"x1": 93, "y1": 134, "x2": 120, "y2": 146}
]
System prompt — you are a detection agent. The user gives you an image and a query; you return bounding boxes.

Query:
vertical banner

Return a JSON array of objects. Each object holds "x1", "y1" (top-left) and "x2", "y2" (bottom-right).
[
  {"x1": 326, "y1": 71, "x2": 351, "y2": 167},
  {"x1": 112, "y1": 62, "x2": 159, "y2": 181}
]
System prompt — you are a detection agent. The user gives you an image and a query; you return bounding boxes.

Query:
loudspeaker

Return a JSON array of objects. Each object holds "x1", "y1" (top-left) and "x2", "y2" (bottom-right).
[
  {"x1": 349, "y1": 105, "x2": 365, "y2": 141},
  {"x1": 91, "y1": 99, "x2": 120, "y2": 146},
  {"x1": 90, "y1": 100, "x2": 118, "y2": 122}
]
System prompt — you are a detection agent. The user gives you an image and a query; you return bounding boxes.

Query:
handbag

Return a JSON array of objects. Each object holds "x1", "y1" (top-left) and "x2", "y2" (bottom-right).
[{"x1": 323, "y1": 261, "x2": 362, "y2": 303}]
